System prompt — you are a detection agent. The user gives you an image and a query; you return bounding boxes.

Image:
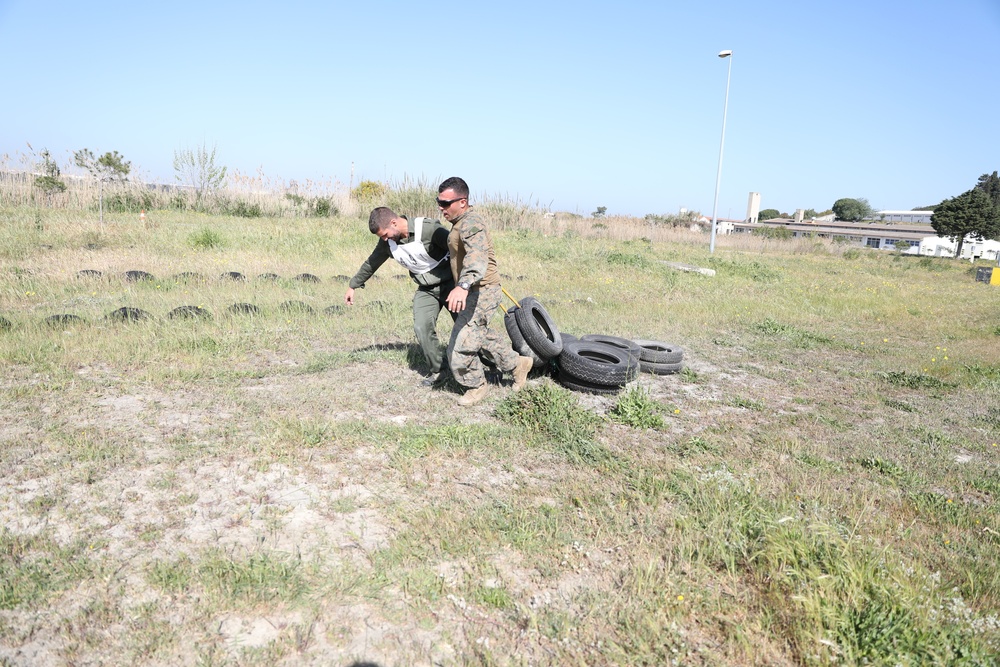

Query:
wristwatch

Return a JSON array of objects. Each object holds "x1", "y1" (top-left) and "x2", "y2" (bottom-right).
[{"x1": 458, "y1": 280, "x2": 471, "y2": 290}]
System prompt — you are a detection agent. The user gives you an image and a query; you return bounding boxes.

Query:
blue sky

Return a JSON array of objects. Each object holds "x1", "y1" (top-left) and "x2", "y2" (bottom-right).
[{"x1": 3, "y1": 0, "x2": 998, "y2": 218}]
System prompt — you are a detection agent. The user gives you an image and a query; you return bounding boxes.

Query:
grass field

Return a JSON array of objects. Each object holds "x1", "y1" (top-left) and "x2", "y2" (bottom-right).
[{"x1": 1, "y1": 200, "x2": 999, "y2": 666}]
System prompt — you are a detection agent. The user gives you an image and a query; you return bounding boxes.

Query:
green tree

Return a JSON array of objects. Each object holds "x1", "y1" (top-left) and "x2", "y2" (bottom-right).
[
  {"x1": 832, "y1": 197, "x2": 874, "y2": 222},
  {"x1": 73, "y1": 148, "x2": 131, "y2": 225},
  {"x1": 592, "y1": 206, "x2": 607, "y2": 219},
  {"x1": 975, "y1": 171, "x2": 1000, "y2": 208},
  {"x1": 931, "y1": 188, "x2": 1000, "y2": 258},
  {"x1": 33, "y1": 149, "x2": 66, "y2": 205},
  {"x1": 173, "y1": 142, "x2": 227, "y2": 209},
  {"x1": 758, "y1": 208, "x2": 780, "y2": 220}
]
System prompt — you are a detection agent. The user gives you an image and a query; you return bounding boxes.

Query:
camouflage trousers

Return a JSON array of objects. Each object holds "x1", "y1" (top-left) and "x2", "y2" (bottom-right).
[{"x1": 447, "y1": 284, "x2": 518, "y2": 389}]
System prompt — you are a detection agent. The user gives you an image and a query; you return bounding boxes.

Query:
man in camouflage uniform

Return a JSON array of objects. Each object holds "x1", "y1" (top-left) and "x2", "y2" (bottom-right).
[
  {"x1": 439, "y1": 176, "x2": 533, "y2": 406},
  {"x1": 345, "y1": 206, "x2": 455, "y2": 386}
]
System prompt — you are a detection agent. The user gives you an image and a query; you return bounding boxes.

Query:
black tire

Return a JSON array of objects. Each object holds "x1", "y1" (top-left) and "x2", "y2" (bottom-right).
[
  {"x1": 44, "y1": 314, "x2": 86, "y2": 327},
  {"x1": 227, "y1": 303, "x2": 261, "y2": 316},
  {"x1": 557, "y1": 372, "x2": 625, "y2": 395},
  {"x1": 279, "y1": 300, "x2": 315, "y2": 315},
  {"x1": 580, "y1": 334, "x2": 642, "y2": 362},
  {"x1": 323, "y1": 305, "x2": 345, "y2": 316},
  {"x1": 173, "y1": 272, "x2": 206, "y2": 283},
  {"x1": 640, "y1": 359, "x2": 684, "y2": 375},
  {"x1": 77, "y1": 269, "x2": 102, "y2": 279},
  {"x1": 514, "y1": 296, "x2": 563, "y2": 359},
  {"x1": 107, "y1": 307, "x2": 152, "y2": 323},
  {"x1": 168, "y1": 305, "x2": 212, "y2": 320},
  {"x1": 124, "y1": 270, "x2": 154, "y2": 282},
  {"x1": 504, "y1": 307, "x2": 545, "y2": 368},
  {"x1": 0, "y1": 315, "x2": 12, "y2": 331},
  {"x1": 557, "y1": 340, "x2": 638, "y2": 386},
  {"x1": 258, "y1": 273, "x2": 281, "y2": 281},
  {"x1": 220, "y1": 271, "x2": 246, "y2": 282},
  {"x1": 633, "y1": 339, "x2": 684, "y2": 364},
  {"x1": 560, "y1": 333, "x2": 578, "y2": 345},
  {"x1": 293, "y1": 273, "x2": 321, "y2": 283}
]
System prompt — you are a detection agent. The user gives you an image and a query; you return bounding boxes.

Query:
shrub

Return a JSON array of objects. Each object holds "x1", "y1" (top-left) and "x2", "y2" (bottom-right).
[
  {"x1": 608, "y1": 387, "x2": 666, "y2": 429},
  {"x1": 226, "y1": 200, "x2": 263, "y2": 218},
  {"x1": 104, "y1": 190, "x2": 156, "y2": 213},
  {"x1": 189, "y1": 228, "x2": 223, "y2": 250},
  {"x1": 351, "y1": 180, "x2": 387, "y2": 202},
  {"x1": 311, "y1": 197, "x2": 337, "y2": 217},
  {"x1": 495, "y1": 382, "x2": 610, "y2": 465}
]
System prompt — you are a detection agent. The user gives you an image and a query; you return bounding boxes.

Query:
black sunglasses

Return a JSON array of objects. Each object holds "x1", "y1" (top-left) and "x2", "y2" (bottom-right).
[{"x1": 436, "y1": 197, "x2": 466, "y2": 208}]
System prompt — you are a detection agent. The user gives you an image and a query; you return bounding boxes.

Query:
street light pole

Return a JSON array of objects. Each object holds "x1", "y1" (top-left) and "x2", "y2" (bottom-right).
[{"x1": 709, "y1": 49, "x2": 733, "y2": 254}]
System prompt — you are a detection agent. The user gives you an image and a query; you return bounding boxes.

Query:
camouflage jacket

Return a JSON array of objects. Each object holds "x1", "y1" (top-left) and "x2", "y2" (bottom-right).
[{"x1": 447, "y1": 208, "x2": 500, "y2": 289}]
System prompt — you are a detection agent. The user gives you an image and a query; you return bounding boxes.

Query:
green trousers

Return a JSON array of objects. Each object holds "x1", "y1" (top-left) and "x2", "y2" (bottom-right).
[{"x1": 413, "y1": 281, "x2": 456, "y2": 375}]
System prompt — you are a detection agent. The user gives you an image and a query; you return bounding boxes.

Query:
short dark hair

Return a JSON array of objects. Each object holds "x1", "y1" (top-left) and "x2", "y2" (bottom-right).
[
  {"x1": 368, "y1": 207, "x2": 397, "y2": 234},
  {"x1": 438, "y1": 177, "x2": 469, "y2": 199}
]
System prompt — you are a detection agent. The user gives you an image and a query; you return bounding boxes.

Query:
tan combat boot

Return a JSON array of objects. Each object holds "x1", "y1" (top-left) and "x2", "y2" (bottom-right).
[
  {"x1": 457, "y1": 383, "x2": 490, "y2": 406},
  {"x1": 512, "y1": 355, "x2": 533, "y2": 391}
]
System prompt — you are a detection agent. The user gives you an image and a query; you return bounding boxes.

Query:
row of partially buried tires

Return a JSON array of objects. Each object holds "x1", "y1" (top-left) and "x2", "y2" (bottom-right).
[
  {"x1": 504, "y1": 296, "x2": 684, "y2": 395},
  {"x1": 0, "y1": 301, "x2": 370, "y2": 331},
  {"x1": 77, "y1": 270, "x2": 530, "y2": 284},
  {"x1": 78, "y1": 269, "x2": 333, "y2": 283}
]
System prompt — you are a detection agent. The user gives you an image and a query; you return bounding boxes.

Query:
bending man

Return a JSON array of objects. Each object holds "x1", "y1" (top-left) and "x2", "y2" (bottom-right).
[{"x1": 345, "y1": 207, "x2": 455, "y2": 386}]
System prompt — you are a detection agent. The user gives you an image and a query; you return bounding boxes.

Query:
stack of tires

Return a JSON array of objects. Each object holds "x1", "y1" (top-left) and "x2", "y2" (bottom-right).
[{"x1": 503, "y1": 295, "x2": 685, "y2": 395}]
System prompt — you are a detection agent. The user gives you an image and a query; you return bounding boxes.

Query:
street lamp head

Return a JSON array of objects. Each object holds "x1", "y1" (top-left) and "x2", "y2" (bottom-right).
[{"x1": 718, "y1": 50, "x2": 733, "y2": 58}]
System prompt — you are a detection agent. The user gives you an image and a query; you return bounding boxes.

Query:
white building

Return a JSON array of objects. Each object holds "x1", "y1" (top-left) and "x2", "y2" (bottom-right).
[
  {"x1": 878, "y1": 210, "x2": 934, "y2": 224},
  {"x1": 904, "y1": 236, "x2": 1000, "y2": 260}
]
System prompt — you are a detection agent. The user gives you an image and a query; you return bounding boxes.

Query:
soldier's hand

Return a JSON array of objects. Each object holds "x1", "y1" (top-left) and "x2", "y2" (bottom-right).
[
  {"x1": 345, "y1": 288, "x2": 355, "y2": 305},
  {"x1": 446, "y1": 285, "x2": 468, "y2": 313}
]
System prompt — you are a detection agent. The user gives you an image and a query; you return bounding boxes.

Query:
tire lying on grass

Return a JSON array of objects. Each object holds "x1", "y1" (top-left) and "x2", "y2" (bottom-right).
[
  {"x1": 556, "y1": 372, "x2": 626, "y2": 395},
  {"x1": 633, "y1": 339, "x2": 684, "y2": 365},
  {"x1": 294, "y1": 273, "x2": 321, "y2": 283},
  {"x1": 220, "y1": 271, "x2": 246, "y2": 282},
  {"x1": 279, "y1": 300, "x2": 315, "y2": 315},
  {"x1": 124, "y1": 270, "x2": 154, "y2": 282},
  {"x1": 639, "y1": 359, "x2": 684, "y2": 375},
  {"x1": 172, "y1": 272, "x2": 206, "y2": 283},
  {"x1": 44, "y1": 314, "x2": 87, "y2": 327},
  {"x1": 580, "y1": 334, "x2": 641, "y2": 362},
  {"x1": 77, "y1": 269, "x2": 102, "y2": 279},
  {"x1": 504, "y1": 307, "x2": 545, "y2": 369},
  {"x1": 107, "y1": 307, "x2": 152, "y2": 323},
  {"x1": 227, "y1": 303, "x2": 261, "y2": 316},
  {"x1": 167, "y1": 306, "x2": 212, "y2": 320},
  {"x1": 556, "y1": 339, "x2": 639, "y2": 387},
  {"x1": 513, "y1": 296, "x2": 563, "y2": 359},
  {"x1": 0, "y1": 315, "x2": 12, "y2": 331}
]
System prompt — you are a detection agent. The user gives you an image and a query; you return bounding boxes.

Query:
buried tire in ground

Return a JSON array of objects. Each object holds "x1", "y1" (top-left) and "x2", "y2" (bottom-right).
[
  {"x1": 504, "y1": 307, "x2": 545, "y2": 369},
  {"x1": 633, "y1": 339, "x2": 684, "y2": 365},
  {"x1": 556, "y1": 339, "x2": 638, "y2": 386},
  {"x1": 513, "y1": 296, "x2": 563, "y2": 359}
]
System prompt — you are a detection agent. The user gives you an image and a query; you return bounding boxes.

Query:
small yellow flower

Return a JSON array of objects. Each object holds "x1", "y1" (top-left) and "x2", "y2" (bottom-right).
[
  {"x1": 883, "y1": 338, "x2": 888, "y2": 343},
  {"x1": 676, "y1": 595, "x2": 684, "y2": 601},
  {"x1": 943, "y1": 356, "x2": 948, "y2": 360},
  {"x1": 673, "y1": 409, "x2": 680, "y2": 414},
  {"x1": 932, "y1": 358, "x2": 936, "y2": 362}
]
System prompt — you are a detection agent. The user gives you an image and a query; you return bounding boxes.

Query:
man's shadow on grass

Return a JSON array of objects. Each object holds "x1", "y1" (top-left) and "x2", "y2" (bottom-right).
[{"x1": 351, "y1": 342, "x2": 505, "y2": 391}]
